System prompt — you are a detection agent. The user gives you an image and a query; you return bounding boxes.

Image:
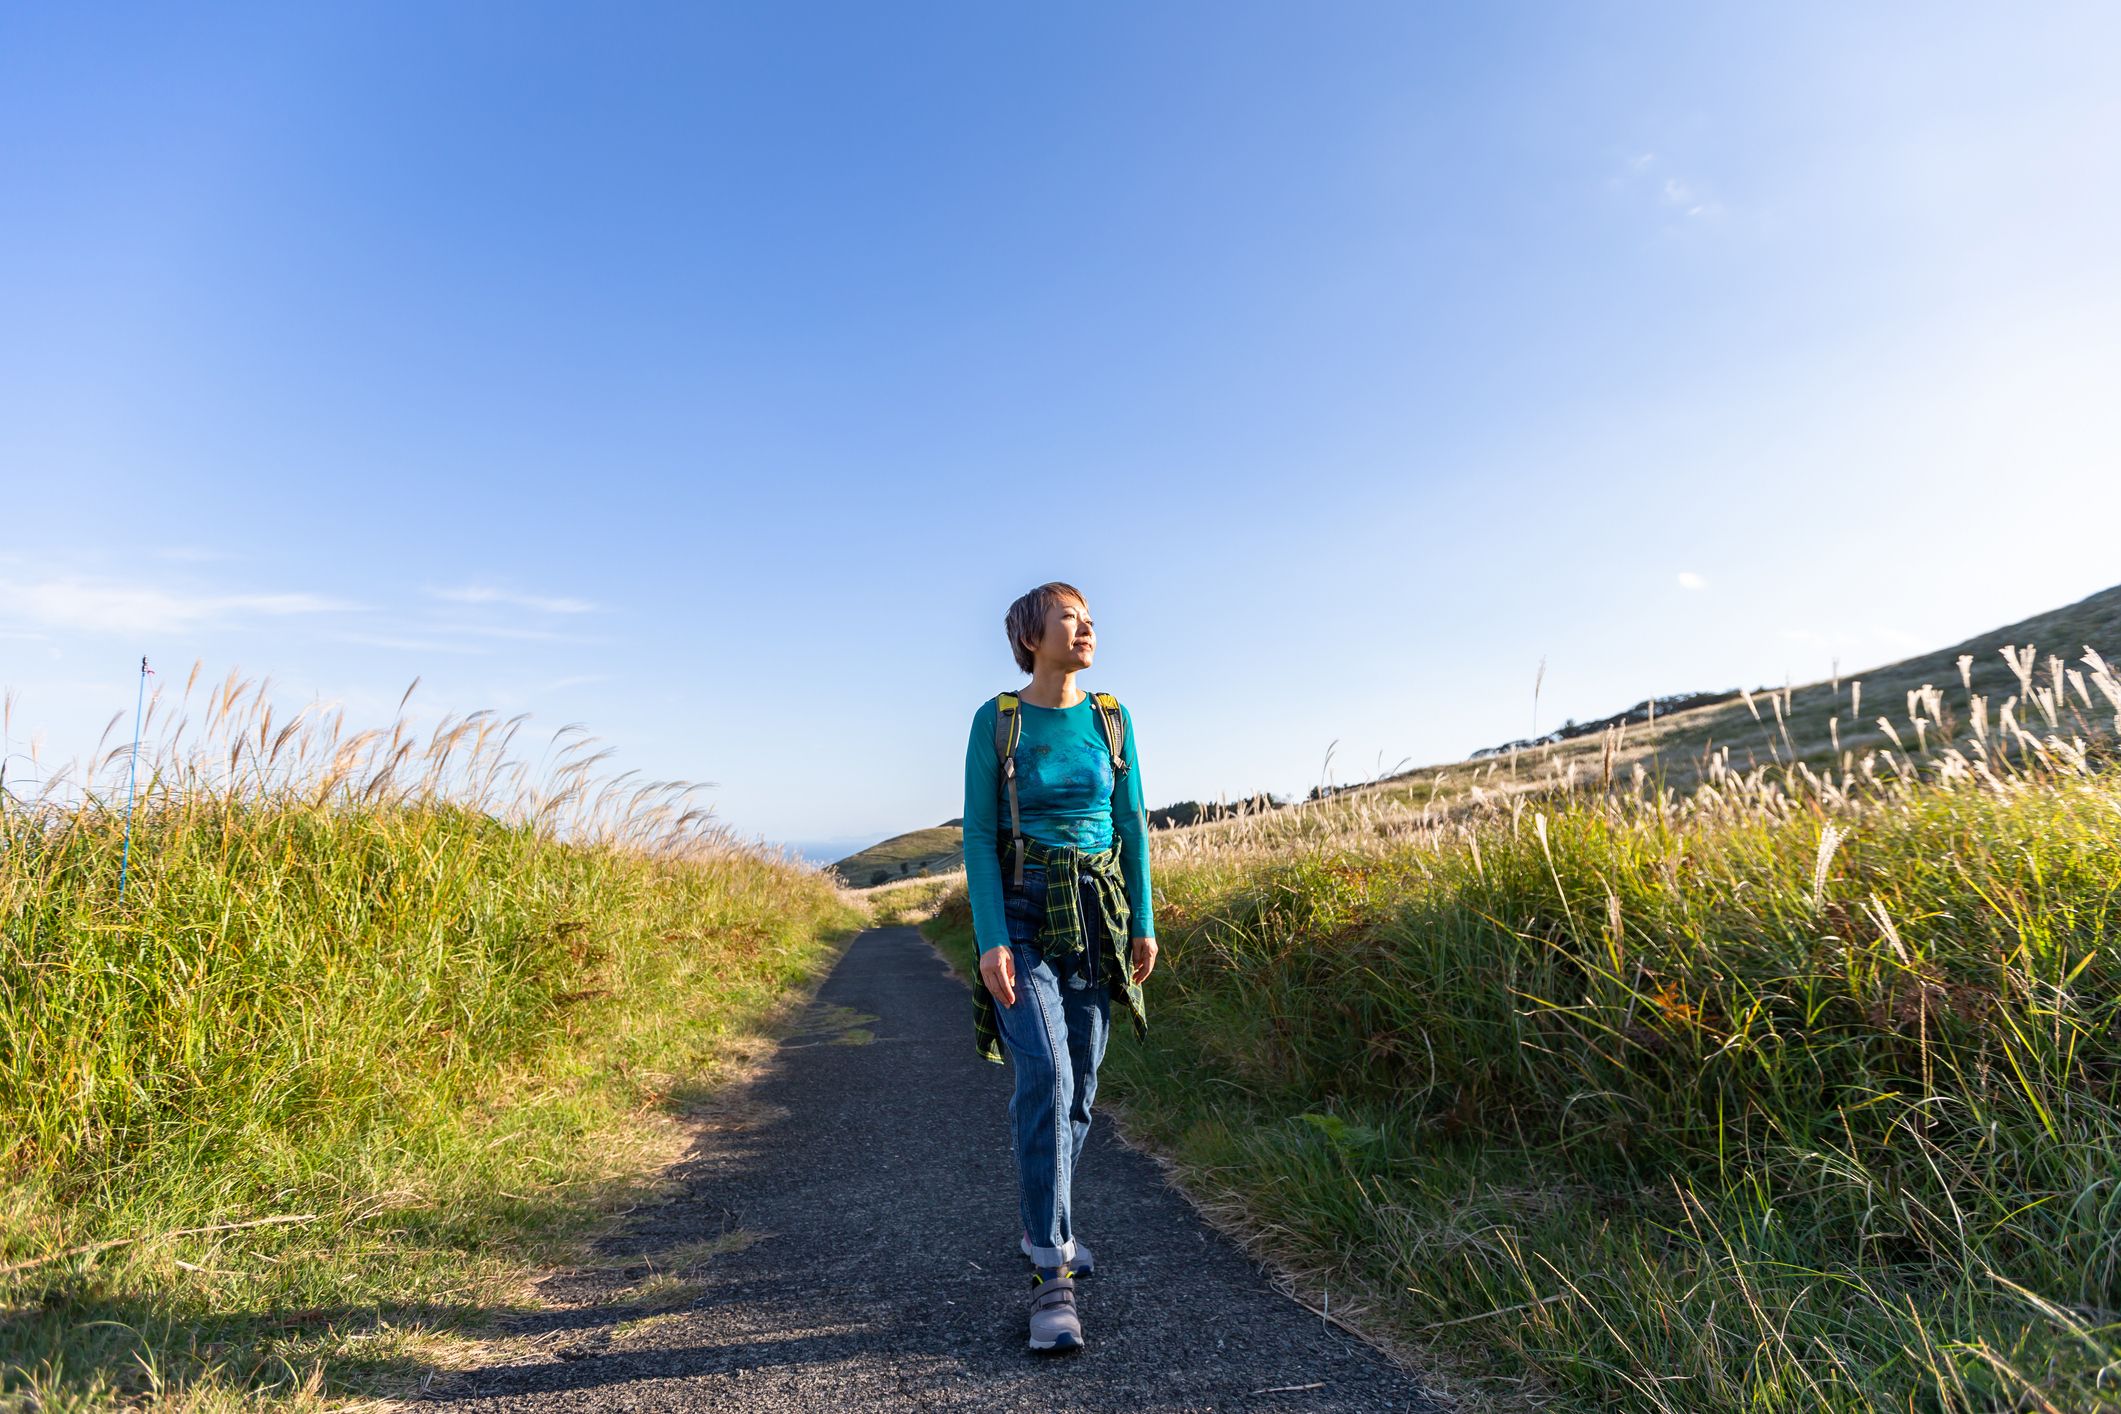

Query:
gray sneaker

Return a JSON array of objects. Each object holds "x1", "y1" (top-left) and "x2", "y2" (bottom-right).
[
  {"x1": 1020, "y1": 1233, "x2": 1095, "y2": 1277},
  {"x1": 1027, "y1": 1273, "x2": 1083, "y2": 1354}
]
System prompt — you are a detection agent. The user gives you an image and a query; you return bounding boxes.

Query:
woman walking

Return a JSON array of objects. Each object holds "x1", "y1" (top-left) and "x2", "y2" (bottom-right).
[{"x1": 962, "y1": 581, "x2": 1158, "y2": 1354}]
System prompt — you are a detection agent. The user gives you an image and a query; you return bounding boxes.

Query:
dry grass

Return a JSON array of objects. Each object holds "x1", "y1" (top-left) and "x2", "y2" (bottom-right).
[
  {"x1": 857, "y1": 869, "x2": 964, "y2": 927},
  {"x1": 931, "y1": 627, "x2": 2121, "y2": 1412},
  {"x1": 0, "y1": 661, "x2": 863, "y2": 1409}
]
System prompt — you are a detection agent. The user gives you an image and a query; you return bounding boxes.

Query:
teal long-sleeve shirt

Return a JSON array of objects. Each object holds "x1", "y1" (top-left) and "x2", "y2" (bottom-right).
[{"x1": 962, "y1": 691, "x2": 1156, "y2": 957}]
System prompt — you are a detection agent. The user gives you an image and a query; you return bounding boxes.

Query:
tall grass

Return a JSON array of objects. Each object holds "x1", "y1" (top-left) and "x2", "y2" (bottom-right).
[
  {"x1": 930, "y1": 642, "x2": 2121, "y2": 1410},
  {"x1": 856, "y1": 871, "x2": 963, "y2": 928},
  {"x1": 1, "y1": 664, "x2": 862, "y2": 1409}
]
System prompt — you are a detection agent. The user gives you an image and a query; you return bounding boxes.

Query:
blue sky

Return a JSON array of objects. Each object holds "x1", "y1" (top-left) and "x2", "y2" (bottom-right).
[{"x1": 4, "y1": 3, "x2": 2119, "y2": 863}]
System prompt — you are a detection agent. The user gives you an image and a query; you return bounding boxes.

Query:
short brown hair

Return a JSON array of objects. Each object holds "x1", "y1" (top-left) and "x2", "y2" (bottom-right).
[{"x1": 1004, "y1": 582, "x2": 1087, "y2": 674}]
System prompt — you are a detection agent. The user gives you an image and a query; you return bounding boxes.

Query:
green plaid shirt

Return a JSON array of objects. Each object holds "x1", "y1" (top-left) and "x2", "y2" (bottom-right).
[{"x1": 973, "y1": 837, "x2": 1149, "y2": 1065}]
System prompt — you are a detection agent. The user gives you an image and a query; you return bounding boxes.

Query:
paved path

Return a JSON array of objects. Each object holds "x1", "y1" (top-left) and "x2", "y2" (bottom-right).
[{"x1": 421, "y1": 925, "x2": 1441, "y2": 1412}]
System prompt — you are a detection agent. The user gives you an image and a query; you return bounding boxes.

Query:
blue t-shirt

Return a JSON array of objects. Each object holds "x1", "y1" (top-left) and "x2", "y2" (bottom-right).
[{"x1": 962, "y1": 691, "x2": 1156, "y2": 957}]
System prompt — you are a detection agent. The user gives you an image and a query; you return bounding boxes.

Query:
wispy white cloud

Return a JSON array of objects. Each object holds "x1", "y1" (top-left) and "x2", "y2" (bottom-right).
[
  {"x1": 0, "y1": 577, "x2": 363, "y2": 635},
  {"x1": 1661, "y1": 175, "x2": 1724, "y2": 219},
  {"x1": 1611, "y1": 150, "x2": 1725, "y2": 220},
  {"x1": 428, "y1": 622, "x2": 583, "y2": 643},
  {"x1": 424, "y1": 584, "x2": 597, "y2": 614},
  {"x1": 1677, "y1": 571, "x2": 1707, "y2": 590},
  {"x1": 332, "y1": 632, "x2": 496, "y2": 655}
]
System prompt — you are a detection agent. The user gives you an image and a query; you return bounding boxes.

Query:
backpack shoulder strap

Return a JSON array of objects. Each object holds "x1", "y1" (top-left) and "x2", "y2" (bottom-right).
[
  {"x1": 993, "y1": 691, "x2": 1026, "y2": 886},
  {"x1": 994, "y1": 691, "x2": 1022, "y2": 760},
  {"x1": 1090, "y1": 691, "x2": 1129, "y2": 778}
]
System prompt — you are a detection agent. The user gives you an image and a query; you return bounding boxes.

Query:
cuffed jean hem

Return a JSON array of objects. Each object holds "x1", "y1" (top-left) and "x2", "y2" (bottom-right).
[{"x1": 1024, "y1": 1238, "x2": 1076, "y2": 1267}]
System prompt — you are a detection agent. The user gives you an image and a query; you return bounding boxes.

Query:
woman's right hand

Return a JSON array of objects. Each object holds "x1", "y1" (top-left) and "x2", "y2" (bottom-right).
[{"x1": 980, "y1": 945, "x2": 1016, "y2": 1007}]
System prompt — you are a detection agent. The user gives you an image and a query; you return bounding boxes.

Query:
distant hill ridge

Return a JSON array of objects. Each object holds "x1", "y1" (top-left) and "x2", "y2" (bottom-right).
[
  {"x1": 1340, "y1": 578, "x2": 2121, "y2": 810},
  {"x1": 1470, "y1": 689, "x2": 1743, "y2": 759}
]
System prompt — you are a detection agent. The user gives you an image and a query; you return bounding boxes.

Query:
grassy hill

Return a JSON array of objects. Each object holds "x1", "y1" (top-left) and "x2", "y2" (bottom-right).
[
  {"x1": 1, "y1": 672, "x2": 864, "y2": 1409},
  {"x1": 927, "y1": 581, "x2": 2121, "y2": 1412},
  {"x1": 1354, "y1": 578, "x2": 2121, "y2": 812},
  {"x1": 1153, "y1": 579, "x2": 2121, "y2": 858},
  {"x1": 830, "y1": 822, "x2": 963, "y2": 886}
]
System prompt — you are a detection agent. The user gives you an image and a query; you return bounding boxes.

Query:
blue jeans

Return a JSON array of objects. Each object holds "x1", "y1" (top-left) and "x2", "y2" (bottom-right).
[{"x1": 993, "y1": 862, "x2": 1111, "y2": 1268}]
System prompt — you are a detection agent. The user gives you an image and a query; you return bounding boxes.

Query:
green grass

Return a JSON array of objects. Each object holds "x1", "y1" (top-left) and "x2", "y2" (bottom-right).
[
  {"x1": 928, "y1": 637, "x2": 2121, "y2": 1411},
  {"x1": 0, "y1": 670, "x2": 863, "y2": 1410}
]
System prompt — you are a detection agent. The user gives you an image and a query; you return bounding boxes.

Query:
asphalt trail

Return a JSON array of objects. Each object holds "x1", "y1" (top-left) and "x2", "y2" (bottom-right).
[{"x1": 422, "y1": 925, "x2": 1442, "y2": 1412}]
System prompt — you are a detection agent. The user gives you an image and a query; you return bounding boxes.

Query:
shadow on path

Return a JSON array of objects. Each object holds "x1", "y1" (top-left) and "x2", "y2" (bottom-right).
[{"x1": 420, "y1": 926, "x2": 1441, "y2": 1412}]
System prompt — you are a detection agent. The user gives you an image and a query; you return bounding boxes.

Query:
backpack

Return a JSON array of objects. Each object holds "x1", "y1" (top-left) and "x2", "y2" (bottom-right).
[{"x1": 993, "y1": 689, "x2": 1129, "y2": 887}]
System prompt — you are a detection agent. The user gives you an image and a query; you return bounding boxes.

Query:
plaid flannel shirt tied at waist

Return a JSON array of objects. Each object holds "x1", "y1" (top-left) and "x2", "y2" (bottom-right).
[{"x1": 972, "y1": 837, "x2": 1149, "y2": 1066}]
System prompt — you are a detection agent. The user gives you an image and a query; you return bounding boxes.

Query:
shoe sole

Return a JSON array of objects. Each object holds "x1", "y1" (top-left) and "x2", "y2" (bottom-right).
[{"x1": 1028, "y1": 1332, "x2": 1083, "y2": 1354}]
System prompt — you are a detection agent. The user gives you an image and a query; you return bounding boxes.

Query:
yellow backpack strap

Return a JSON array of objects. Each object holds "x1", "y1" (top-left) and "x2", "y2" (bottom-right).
[
  {"x1": 1091, "y1": 691, "x2": 1129, "y2": 778},
  {"x1": 994, "y1": 691, "x2": 1026, "y2": 886}
]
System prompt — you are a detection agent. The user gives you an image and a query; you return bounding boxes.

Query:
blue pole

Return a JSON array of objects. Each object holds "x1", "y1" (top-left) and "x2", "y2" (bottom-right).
[{"x1": 118, "y1": 655, "x2": 148, "y2": 899}]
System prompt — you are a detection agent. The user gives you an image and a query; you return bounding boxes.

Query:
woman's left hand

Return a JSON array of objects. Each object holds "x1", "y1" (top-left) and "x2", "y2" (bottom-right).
[{"x1": 1129, "y1": 936, "x2": 1158, "y2": 984}]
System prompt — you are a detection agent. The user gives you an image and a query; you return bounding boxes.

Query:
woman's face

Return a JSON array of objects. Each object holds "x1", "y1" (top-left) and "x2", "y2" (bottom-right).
[{"x1": 1026, "y1": 598, "x2": 1095, "y2": 672}]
